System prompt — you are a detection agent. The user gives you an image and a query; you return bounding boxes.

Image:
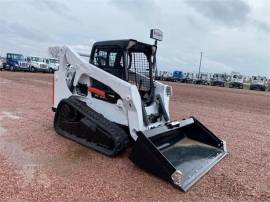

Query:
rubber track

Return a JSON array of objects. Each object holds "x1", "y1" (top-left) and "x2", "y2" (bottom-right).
[{"x1": 54, "y1": 96, "x2": 129, "y2": 156}]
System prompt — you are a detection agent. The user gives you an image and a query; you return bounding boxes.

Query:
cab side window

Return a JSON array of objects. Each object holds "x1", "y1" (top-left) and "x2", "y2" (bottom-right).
[
  {"x1": 93, "y1": 50, "x2": 107, "y2": 67},
  {"x1": 108, "y1": 51, "x2": 123, "y2": 68}
]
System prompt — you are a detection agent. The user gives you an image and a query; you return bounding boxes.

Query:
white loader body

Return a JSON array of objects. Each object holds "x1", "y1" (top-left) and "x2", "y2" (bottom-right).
[
  {"x1": 53, "y1": 46, "x2": 170, "y2": 140},
  {"x1": 52, "y1": 39, "x2": 227, "y2": 192}
]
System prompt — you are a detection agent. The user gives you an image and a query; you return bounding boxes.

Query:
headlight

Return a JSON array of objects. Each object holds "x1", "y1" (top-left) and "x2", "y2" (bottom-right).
[{"x1": 15, "y1": 64, "x2": 18, "y2": 66}]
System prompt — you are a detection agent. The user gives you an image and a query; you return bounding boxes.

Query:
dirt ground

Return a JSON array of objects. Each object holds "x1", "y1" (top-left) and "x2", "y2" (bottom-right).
[{"x1": 0, "y1": 71, "x2": 269, "y2": 201}]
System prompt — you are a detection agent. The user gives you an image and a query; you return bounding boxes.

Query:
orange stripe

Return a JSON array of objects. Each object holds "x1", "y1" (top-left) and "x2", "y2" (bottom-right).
[{"x1": 88, "y1": 87, "x2": 106, "y2": 97}]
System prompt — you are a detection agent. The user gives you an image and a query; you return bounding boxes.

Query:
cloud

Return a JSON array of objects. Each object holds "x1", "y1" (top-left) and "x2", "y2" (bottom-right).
[
  {"x1": 186, "y1": 0, "x2": 250, "y2": 27},
  {"x1": 203, "y1": 59, "x2": 234, "y2": 73},
  {"x1": 36, "y1": 0, "x2": 69, "y2": 11},
  {"x1": 110, "y1": 0, "x2": 162, "y2": 25},
  {"x1": 31, "y1": 0, "x2": 79, "y2": 22},
  {"x1": 186, "y1": 0, "x2": 270, "y2": 33},
  {"x1": 0, "y1": 0, "x2": 269, "y2": 76},
  {"x1": 251, "y1": 19, "x2": 270, "y2": 33},
  {"x1": 0, "y1": 19, "x2": 54, "y2": 42}
]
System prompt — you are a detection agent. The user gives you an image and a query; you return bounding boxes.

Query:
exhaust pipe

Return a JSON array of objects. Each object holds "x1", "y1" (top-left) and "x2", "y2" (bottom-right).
[{"x1": 129, "y1": 118, "x2": 227, "y2": 192}]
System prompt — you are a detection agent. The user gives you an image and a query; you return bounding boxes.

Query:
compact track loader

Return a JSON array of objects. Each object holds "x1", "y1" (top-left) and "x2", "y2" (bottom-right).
[{"x1": 52, "y1": 32, "x2": 227, "y2": 192}]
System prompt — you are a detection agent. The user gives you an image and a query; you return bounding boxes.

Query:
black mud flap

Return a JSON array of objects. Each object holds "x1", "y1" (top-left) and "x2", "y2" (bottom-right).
[{"x1": 129, "y1": 117, "x2": 227, "y2": 192}]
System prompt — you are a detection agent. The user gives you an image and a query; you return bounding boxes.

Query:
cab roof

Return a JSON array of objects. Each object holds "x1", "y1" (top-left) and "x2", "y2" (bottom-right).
[
  {"x1": 92, "y1": 39, "x2": 156, "y2": 55},
  {"x1": 93, "y1": 39, "x2": 151, "y2": 48}
]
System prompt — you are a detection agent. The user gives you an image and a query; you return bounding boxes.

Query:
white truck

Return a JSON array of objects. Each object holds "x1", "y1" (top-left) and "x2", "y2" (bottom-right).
[
  {"x1": 182, "y1": 72, "x2": 195, "y2": 83},
  {"x1": 229, "y1": 73, "x2": 244, "y2": 89},
  {"x1": 250, "y1": 76, "x2": 267, "y2": 91},
  {"x1": 44, "y1": 58, "x2": 59, "y2": 73},
  {"x1": 210, "y1": 73, "x2": 226, "y2": 87},
  {"x1": 158, "y1": 71, "x2": 173, "y2": 81},
  {"x1": 27, "y1": 56, "x2": 48, "y2": 72},
  {"x1": 193, "y1": 73, "x2": 210, "y2": 85}
]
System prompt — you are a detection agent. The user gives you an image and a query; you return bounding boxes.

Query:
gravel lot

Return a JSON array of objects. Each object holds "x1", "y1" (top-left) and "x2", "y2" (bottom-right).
[{"x1": 0, "y1": 71, "x2": 269, "y2": 201}]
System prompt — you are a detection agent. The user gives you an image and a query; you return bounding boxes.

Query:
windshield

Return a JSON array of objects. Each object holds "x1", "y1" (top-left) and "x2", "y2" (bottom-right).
[
  {"x1": 214, "y1": 74, "x2": 224, "y2": 78},
  {"x1": 49, "y1": 59, "x2": 58, "y2": 63},
  {"x1": 233, "y1": 75, "x2": 242, "y2": 79},
  {"x1": 31, "y1": 57, "x2": 43, "y2": 62},
  {"x1": 252, "y1": 76, "x2": 259, "y2": 80},
  {"x1": 11, "y1": 54, "x2": 24, "y2": 60}
]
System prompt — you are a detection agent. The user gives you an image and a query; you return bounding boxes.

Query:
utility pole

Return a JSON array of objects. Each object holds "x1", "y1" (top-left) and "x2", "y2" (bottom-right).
[{"x1": 198, "y1": 52, "x2": 203, "y2": 78}]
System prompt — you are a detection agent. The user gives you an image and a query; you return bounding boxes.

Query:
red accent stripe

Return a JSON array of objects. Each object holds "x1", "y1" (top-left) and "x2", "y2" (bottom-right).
[{"x1": 88, "y1": 87, "x2": 106, "y2": 97}]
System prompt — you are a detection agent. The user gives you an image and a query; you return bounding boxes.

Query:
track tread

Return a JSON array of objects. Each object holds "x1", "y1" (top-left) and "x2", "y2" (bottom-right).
[{"x1": 54, "y1": 96, "x2": 129, "y2": 156}]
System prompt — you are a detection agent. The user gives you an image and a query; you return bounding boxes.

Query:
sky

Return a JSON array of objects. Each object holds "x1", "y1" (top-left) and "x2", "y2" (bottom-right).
[{"x1": 0, "y1": 0, "x2": 269, "y2": 76}]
